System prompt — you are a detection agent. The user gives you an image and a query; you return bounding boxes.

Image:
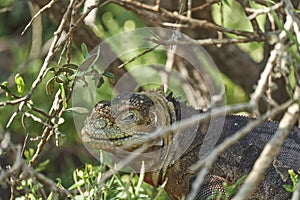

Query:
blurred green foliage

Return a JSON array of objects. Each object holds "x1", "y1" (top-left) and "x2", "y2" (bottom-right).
[{"x1": 212, "y1": 0, "x2": 265, "y2": 62}]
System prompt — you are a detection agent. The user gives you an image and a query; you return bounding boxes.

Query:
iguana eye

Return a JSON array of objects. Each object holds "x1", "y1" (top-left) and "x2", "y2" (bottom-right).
[
  {"x1": 96, "y1": 119, "x2": 108, "y2": 128},
  {"x1": 121, "y1": 111, "x2": 137, "y2": 122}
]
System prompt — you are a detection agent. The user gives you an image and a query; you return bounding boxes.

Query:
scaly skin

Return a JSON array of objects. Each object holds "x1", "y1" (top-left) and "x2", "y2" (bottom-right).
[
  {"x1": 81, "y1": 89, "x2": 180, "y2": 187},
  {"x1": 81, "y1": 89, "x2": 300, "y2": 199}
]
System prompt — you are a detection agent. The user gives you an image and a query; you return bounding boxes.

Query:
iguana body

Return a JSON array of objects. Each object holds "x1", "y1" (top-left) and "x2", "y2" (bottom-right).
[{"x1": 81, "y1": 89, "x2": 300, "y2": 199}]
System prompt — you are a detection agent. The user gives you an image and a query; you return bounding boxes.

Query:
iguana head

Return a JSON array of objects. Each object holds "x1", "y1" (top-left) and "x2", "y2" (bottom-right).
[
  {"x1": 81, "y1": 89, "x2": 177, "y2": 151},
  {"x1": 81, "y1": 89, "x2": 200, "y2": 186}
]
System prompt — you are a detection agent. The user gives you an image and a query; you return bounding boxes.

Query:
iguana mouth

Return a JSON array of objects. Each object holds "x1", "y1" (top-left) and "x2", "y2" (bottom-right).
[
  {"x1": 81, "y1": 125, "x2": 134, "y2": 150},
  {"x1": 82, "y1": 131, "x2": 134, "y2": 143},
  {"x1": 82, "y1": 126, "x2": 166, "y2": 150},
  {"x1": 81, "y1": 124, "x2": 157, "y2": 151}
]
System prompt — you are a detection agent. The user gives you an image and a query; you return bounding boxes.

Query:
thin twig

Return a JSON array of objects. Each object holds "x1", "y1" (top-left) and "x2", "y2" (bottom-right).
[
  {"x1": 0, "y1": 132, "x2": 71, "y2": 198},
  {"x1": 150, "y1": 36, "x2": 267, "y2": 46},
  {"x1": 249, "y1": 41, "x2": 279, "y2": 112},
  {"x1": 118, "y1": 44, "x2": 160, "y2": 68},
  {"x1": 245, "y1": 2, "x2": 283, "y2": 20},
  {"x1": 28, "y1": 0, "x2": 110, "y2": 166},
  {"x1": 113, "y1": 0, "x2": 264, "y2": 39},
  {"x1": 0, "y1": 96, "x2": 27, "y2": 107},
  {"x1": 237, "y1": 1, "x2": 261, "y2": 35},
  {"x1": 29, "y1": 89, "x2": 61, "y2": 166},
  {"x1": 23, "y1": 112, "x2": 53, "y2": 128},
  {"x1": 22, "y1": 0, "x2": 58, "y2": 35},
  {"x1": 283, "y1": 0, "x2": 300, "y2": 51},
  {"x1": 185, "y1": 0, "x2": 220, "y2": 14}
]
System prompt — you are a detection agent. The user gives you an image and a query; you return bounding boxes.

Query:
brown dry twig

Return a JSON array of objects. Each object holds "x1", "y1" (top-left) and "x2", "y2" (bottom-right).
[
  {"x1": 21, "y1": 0, "x2": 58, "y2": 35},
  {"x1": 0, "y1": 132, "x2": 71, "y2": 199},
  {"x1": 112, "y1": 0, "x2": 266, "y2": 40},
  {"x1": 245, "y1": 2, "x2": 283, "y2": 20}
]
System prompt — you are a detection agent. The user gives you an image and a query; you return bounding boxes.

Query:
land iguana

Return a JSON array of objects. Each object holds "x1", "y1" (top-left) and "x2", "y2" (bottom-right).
[{"x1": 81, "y1": 88, "x2": 300, "y2": 199}]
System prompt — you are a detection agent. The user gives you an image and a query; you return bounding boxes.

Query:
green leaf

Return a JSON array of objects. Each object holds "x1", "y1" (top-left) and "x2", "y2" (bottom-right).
[
  {"x1": 26, "y1": 100, "x2": 34, "y2": 110},
  {"x1": 1, "y1": 81, "x2": 8, "y2": 87},
  {"x1": 283, "y1": 184, "x2": 294, "y2": 192},
  {"x1": 283, "y1": 169, "x2": 299, "y2": 193},
  {"x1": 288, "y1": 66, "x2": 296, "y2": 90},
  {"x1": 65, "y1": 107, "x2": 90, "y2": 114},
  {"x1": 0, "y1": 81, "x2": 11, "y2": 94},
  {"x1": 43, "y1": 67, "x2": 56, "y2": 78},
  {"x1": 15, "y1": 73, "x2": 25, "y2": 94},
  {"x1": 47, "y1": 192, "x2": 53, "y2": 200},
  {"x1": 24, "y1": 148, "x2": 35, "y2": 161},
  {"x1": 56, "y1": 178, "x2": 62, "y2": 185},
  {"x1": 81, "y1": 43, "x2": 89, "y2": 59},
  {"x1": 96, "y1": 77, "x2": 104, "y2": 88},
  {"x1": 60, "y1": 84, "x2": 67, "y2": 109},
  {"x1": 103, "y1": 71, "x2": 115, "y2": 79},
  {"x1": 62, "y1": 63, "x2": 78, "y2": 70},
  {"x1": 56, "y1": 76, "x2": 66, "y2": 84},
  {"x1": 46, "y1": 77, "x2": 56, "y2": 96},
  {"x1": 68, "y1": 179, "x2": 85, "y2": 190},
  {"x1": 36, "y1": 159, "x2": 50, "y2": 172},
  {"x1": 289, "y1": 169, "x2": 298, "y2": 186}
]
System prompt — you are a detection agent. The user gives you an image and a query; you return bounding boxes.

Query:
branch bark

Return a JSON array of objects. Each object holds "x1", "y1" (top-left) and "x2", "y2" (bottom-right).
[{"x1": 31, "y1": 0, "x2": 136, "y2": 91}]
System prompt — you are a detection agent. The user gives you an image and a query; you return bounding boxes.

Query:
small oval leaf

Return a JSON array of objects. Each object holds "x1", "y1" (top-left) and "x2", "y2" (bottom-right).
[
  {"x1": 65, "y1": 107, "x2": 90, "y2": 114},
  {"x1": 15, "y1": 73, "x2": 25, "y2": 94},
  {"x1": 1, "y1": 81, "x2": 8, "y2": 87},
  {"x1": 0, "y1": 81, "x2": 10, "y2": 93},
  {"x1": 59, "y1": 84, "x2": 67, "y2": 109},
  {"x1": 62, "y1": 63, "x2": 78, "y2": 70},
  {"x1": 81, "y1": 43, "x2": 89, "y2": 59},
  {"x1": 46, "y1": 77, "x2": 55, "y2": 96},
  {"x1": 103, "y1": 71, "x2": 115, "y2": 79}
]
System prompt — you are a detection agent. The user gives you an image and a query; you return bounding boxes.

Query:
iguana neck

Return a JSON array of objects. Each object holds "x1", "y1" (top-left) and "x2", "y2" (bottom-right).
[
  {"x1": 138, "y1": 91, "x2": 199, "y2": 187},
  {"x1": 133, "y1": 90, "x2": 180, "y2": 187}
]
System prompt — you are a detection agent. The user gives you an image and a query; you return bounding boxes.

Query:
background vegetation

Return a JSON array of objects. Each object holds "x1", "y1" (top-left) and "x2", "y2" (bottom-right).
[{"x1": 0, "y1": 0, "x2": 299, "y2": 199}]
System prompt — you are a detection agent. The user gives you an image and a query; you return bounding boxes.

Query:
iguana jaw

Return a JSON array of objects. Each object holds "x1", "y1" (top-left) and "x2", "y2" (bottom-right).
[{"x1": 81, "y1": 123, "x2": 163, "y2": 151}]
